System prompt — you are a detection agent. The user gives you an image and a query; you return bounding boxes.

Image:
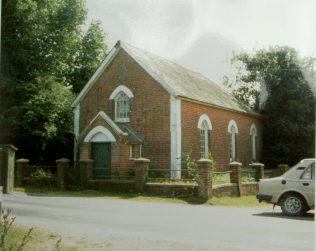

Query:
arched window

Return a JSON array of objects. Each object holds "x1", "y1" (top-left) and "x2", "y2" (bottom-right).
[
  {"x1": 109, "y1": 85, "x2": 134, "y2": 122},
  {"x1": 115, "y1": 92, "x2": 130, "y2": 121},
  {"x1": 250, "y1": 124, "x2": 257, "y2": 161},
  {"x1": 198, "y1": 115, "x2": 212, "y2": 159},
  {"x1": 200, "y1": 121, "x2": 209, "y2": 158},
  {"x1": 228, "y1": 120, "x2": 238, "y2": 162}
]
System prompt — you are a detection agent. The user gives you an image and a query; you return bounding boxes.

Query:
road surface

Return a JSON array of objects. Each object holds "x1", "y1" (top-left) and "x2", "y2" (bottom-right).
[{"x1": 3, "y1": 192, "x2": 314, "y2": 251}]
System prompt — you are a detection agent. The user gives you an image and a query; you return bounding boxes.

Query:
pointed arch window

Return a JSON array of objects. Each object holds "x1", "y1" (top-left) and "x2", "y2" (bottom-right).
[
  {"x1": 109, "y1": 85, "x2": 134, "y2": 123},
  {"x1": 228, "y1": 120, "x2": 238, "y2": 162},
  {"x1": 115, "y1": 92, "x2": 129, "y2": 121},
  {"x1": 200, "y1": 121, "x2": 209, "y2": 158},
  {"x1": 198, "y1": 114, "x2": 212, "y2": 159},
  {"x1": 250, "y1": 124, "x2": 257, "y2": 161}
]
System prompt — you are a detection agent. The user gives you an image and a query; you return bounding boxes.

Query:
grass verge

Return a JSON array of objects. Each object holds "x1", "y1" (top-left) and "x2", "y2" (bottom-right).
[
  {"x1": 14, "y1": 187, "x2": 263, "y2": 207},
  {"x1": 3, "y1": 225, "x2": 103, "y2": 251}
]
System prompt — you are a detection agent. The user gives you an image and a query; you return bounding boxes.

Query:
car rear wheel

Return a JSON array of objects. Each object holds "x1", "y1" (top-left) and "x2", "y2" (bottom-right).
[{"x1": 280, "y1": 193, "x2": 307, "y2": 216}]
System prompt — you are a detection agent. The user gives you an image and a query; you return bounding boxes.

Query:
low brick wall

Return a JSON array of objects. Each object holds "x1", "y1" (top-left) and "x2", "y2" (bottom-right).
[
  {"x1": 23, "y1": 177, "x2": 57, "y2": 188},
  {"x1": 145, "y1": 183, "x2": 198, "y2": 197},
  {"x1": 88, "y1": 179, "x2": 135, "y2": 192},
  {"x1": 241, "y1": 182, "x2": 258, "y2": 196},
  {"x1": 212, "y1": 182, "x2": 258, "y2": 197},
  {"x1": 213, "y1": 184, "x2": 239, "y2": 197}
]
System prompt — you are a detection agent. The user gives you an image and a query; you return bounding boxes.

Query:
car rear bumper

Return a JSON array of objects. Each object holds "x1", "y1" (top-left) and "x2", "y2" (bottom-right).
[{"x1": 256, "y1": 193, "x2": 273, "y2": 202}]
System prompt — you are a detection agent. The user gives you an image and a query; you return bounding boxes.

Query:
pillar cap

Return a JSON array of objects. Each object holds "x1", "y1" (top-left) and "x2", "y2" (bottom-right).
[
  {"x1": 197, "y1": 159, "x2": 213, "y2": 163},
  {"x1": 134, "y1": 158, "x2": 150, "y2": 163},
  {"x1": 249, "y1": 162, "x2": 264, "y2": 167},
  {"x1": 229, "y1": 161, "x2": 242, "y2": 166},
  {"x1": 16, "y1": 158, "x2": 30, "y2": 163},
  {"x1": 56, "y1": 158, "x2": 70, "y2": 163},
  {"x1": 79, "y1": 159, "x2": 94, "y2": 163}
]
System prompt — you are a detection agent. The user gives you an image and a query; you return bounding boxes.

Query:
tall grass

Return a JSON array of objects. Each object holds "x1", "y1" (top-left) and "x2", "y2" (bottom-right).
[{"x1": 0, "y1": 210, "x2": 33, "y2": 251}]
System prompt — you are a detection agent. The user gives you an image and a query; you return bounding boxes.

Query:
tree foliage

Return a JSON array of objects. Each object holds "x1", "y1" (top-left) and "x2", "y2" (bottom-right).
[
  {"x1": 1, "y1": 0, "x2": 107, "y2": 163},
  {"x1": 227, "y1": 46, "x2": 315, "y2": 166},
  {"x1": 70, "y1": 20, "x2": 108, "y2": 93}
]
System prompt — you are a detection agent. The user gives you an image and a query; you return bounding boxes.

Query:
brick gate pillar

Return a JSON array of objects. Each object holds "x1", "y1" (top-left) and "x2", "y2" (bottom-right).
[
  {"x1": 56, "y1": 158, "x2": 70, "y2": 190},
  {"x1": 250, "y1": 163, "x2": 265, "y2": 181},
  {"x1": 16, "y1": 159, "x2": 30, "y2": 187},
  {"x1": 197, "y1": 159, "x2": 213, "y2": 199},
  {"x1": 229, "y1": 162, "x2": 242, "y2": 196},
  {"x1": 134, "y1": 158, "x2": 150, "y2": 193},
  {"x1": 79, "y1": 159, "x2": 93, "y2": 189}
]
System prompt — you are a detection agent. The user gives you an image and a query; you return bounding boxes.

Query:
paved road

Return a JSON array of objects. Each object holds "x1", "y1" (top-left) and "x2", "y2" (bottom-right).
[{"x1": 3, "y1": 192, "x2": 314, "y2": 251}]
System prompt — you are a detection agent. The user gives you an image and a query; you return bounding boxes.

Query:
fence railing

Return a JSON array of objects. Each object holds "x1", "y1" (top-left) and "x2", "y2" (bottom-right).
[
  {"x1": 92, "y1": 167, "x2": 135, "y2": 180},
  {"x1": 147, "y1": 168, "x2": 197, "y2": 183},
  {"x1": 264, "y1": 169, "x2": 283, "y2": 178},
  {"x1": 241, "y1": 169, "x2": 256, "y2": 182},
  {"x1": 213, "y1": 171, "x2": 231, "y2": 185},
  {"x1": 91, "y1": 167, "x2": 283, "y2": 183},
  {"x1": 23, "y1": 166, "x2": 284, "y2": 183},
  {"x1": 17, "y1": 158, "x2": 289, "y2": 199},
  {"x1": 28, "y1": 165, "x2": 57, "y2": 177}
]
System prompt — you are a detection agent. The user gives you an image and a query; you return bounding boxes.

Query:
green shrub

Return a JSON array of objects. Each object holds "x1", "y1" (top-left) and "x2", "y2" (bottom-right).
[
  {"x1": 29, "y1": 168, "x2": 52, "y2": 179},
  {"x1": 181, "y1": 151, "x2": 197, "y2": 179}
]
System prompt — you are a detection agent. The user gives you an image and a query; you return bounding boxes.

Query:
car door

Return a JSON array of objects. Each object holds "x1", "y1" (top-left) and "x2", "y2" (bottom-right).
[{"x1": 299, "y1": 162, "x2": 315, "y2": 206}]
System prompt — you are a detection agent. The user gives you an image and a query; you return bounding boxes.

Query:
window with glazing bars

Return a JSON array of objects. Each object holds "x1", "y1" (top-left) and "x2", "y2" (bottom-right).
[
  {"x1": 200, "y1": 121, "x2": 209, "y2": 158},
  {"x1": 230, "y1": 125, "x2": 236, "y2": 161},
  {"x1": 116, "y1": 92, "x2": 129, "y2": 121}
]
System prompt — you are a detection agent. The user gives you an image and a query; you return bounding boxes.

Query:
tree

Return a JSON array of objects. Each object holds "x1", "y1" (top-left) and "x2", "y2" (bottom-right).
[
  {"x1": 70, "y1": 21, "x2": 107, "y2": 93},
  {"x1": 1, "y1": 0, "x2": 107, "y2": 163},
  {"x1": 226, "y1": 46, "x2": 315, "y2": 167}
]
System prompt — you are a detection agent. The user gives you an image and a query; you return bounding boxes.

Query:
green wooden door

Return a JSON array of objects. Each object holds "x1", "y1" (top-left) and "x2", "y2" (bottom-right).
[{"x1": 91, "y1": 143, "x2": 111, "y2": 178}]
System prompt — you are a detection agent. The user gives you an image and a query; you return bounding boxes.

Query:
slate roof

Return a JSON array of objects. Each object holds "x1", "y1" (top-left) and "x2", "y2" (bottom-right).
[
  {"x1": 72, "y1": 40, "x2": 258, "y2": 116},
  {"x1": 121, "y1": 42, "x2": 258, "y2": 116},
  {"x1": 117, "y1": 123, "x2": 144, "y2": 144}
]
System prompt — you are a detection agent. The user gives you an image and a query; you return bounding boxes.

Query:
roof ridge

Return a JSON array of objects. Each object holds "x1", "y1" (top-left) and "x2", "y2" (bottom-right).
[
  {"x1": 73, "y1": 40, "x2": 259, "y2": 116},
  {"x1": 120, "y1": 40, "x2": 221, "y2": 85}
]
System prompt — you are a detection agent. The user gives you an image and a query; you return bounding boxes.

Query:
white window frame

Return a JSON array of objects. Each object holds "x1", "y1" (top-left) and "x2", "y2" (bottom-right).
[
  {"x1": 200, "y1": 121, "x2": 209, "y2": 158},
  {"x1": 228, "y1": 120, "x2": 238, "y2": 162},
  {"x1": 109, "y1": 85, "x2": 134, "y2": 123},
  {"x1": 250, "y1": 124, "x2": 257, "y2": 161},
  {"x1": 129, "y1": 144, "x2": 135, "y2": 159},
  {"x1": 115, "y1": 92, "x2": 130, "y2": 122},
  {"x1": 198, "y1": 114, "x2": 212, "y2": 159},
  {"x1": 139, "y1": 144, "x2": 142, "y2": 158}
]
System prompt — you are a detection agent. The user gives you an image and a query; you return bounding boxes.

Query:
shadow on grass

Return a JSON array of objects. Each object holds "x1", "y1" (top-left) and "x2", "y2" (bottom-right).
[
  {"x1": 15, "y1": 186, "x2": 208, "y2": 205},
  {"x1": 253, "y1": 211, "x2": 314, "y2": 221}
]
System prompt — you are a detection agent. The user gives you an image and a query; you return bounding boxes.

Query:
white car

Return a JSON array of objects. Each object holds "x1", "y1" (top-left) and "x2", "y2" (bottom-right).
[{"x1": 256, "y1": 159, "x2": 315, "y2": 216}]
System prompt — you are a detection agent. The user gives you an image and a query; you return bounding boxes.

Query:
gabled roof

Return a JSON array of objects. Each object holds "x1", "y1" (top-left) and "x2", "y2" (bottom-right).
[
  {"x1": 84, "y1": 111, "x2": 143, "y2": 144},
  {"x1": 87, "y1": 111, "x2": 127, "y2": 137},
  {"x1": 116, "y1": 123, "x2": 144, "y2": 144},
  {"x1": 72, "y1": 41, "x2": 258, "y2": 116}
]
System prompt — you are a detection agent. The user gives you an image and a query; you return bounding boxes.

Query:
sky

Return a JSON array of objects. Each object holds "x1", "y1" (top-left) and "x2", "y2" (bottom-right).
[{"x1": 86, "y1": 0, "x2": 316, "y2": 85}]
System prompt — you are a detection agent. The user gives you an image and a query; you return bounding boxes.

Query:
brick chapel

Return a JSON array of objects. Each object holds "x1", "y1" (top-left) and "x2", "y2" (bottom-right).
[{"x1": 71, "y1": 41, "x2": 262, "y2": 178}]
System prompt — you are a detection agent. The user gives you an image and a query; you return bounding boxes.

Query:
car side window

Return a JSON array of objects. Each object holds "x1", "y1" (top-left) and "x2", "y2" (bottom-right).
[{"x1": 301, "y1": 162, "x2": 315, "y2": 180}]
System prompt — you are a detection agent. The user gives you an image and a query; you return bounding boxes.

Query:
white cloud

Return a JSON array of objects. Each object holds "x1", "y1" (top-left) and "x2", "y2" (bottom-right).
[
  {"x1": 120, "y1": 0, "x2": 196, "y2": 59},
  {"x1": 86, "y1": 0, "x2": 316, "y2": 83}
]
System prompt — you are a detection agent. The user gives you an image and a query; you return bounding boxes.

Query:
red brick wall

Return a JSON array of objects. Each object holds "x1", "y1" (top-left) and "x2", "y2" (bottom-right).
[
  {"x1": 181, "y1": 100, "x2": 262, "y2": 170},
  {"x1": 78, "y1": 48, "x2": 262, "y2": 172},
  {"x1": 79, "y1": 49, "x2": 171, "y2": 169}
]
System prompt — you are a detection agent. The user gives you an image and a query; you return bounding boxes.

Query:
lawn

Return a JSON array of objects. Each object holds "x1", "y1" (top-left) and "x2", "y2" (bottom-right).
[{"x1": 15, "y1": 187, "x2": 263, "y2": 207}]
